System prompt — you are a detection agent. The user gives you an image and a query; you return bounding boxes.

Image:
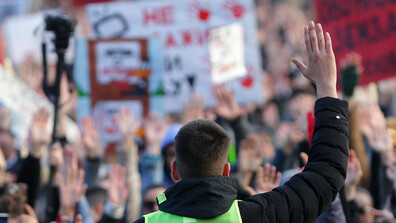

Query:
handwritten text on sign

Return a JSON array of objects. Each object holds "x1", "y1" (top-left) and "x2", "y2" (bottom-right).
[
  {"x1": 315, "y1": 0, "x2": 396, "y2": 85},
  {"x1": 86, "y1": 0, "x2": 262, "y2": 112},
  {"x1": 95, "y1": 41, "x2": 142, "y2": 84},
  {"x1": 210, "y1": 23, "x2": 247, "y2": 84}
]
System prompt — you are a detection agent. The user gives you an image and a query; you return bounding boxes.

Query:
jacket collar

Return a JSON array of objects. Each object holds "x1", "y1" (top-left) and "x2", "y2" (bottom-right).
[{"x1": 158, "y1": 176, "x2": 237, "y2": 219}]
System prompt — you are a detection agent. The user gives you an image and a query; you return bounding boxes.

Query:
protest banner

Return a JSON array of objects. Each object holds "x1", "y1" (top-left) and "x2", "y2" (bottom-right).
[
  {"x1": 314, "y1": 0, "x2": 396, "y2": 85},
  {"x1": 86, "y1": 0, "x2": 262, "y2": 112},
  {"x1": 88, "y1": 38, "x2": 149, "y2": 145},
  {"x1": 2, "y1": 11, "x2": 74, "y2": 67},
  {"x1": 0, "y1": 65, "x2": 80, "y2": 144},
  {"x1": 209, "y1": 23, "x2": 246, "y2": 84}
]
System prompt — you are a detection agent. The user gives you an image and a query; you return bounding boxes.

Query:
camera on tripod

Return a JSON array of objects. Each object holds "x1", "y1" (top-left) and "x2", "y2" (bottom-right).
[{"x1": 45, "y1": 15, "x2": 76, "y2": 51}]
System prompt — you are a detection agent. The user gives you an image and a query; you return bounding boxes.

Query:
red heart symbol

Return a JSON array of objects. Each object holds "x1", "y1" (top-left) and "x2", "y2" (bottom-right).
[
  {"x1": 199, "y1": 10, "x2": 210, "y2": 21},
  {"x1": 241, "y1": 75, "x2": 253, "y2": 87}
]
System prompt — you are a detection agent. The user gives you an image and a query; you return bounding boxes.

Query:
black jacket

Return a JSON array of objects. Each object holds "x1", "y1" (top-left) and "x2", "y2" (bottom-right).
[{"x1": 134, "y1": 97, "x2": 349, "y2": 223}]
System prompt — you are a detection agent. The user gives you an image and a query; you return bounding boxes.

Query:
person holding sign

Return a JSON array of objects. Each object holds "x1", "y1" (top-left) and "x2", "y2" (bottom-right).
[{"x1": 134, "y1": 21, "x2": 348, "y2": 223}]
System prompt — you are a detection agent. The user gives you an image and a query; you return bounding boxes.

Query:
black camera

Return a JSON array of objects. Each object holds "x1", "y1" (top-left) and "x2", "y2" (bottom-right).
[{"x1": 45, "y1": 14, "x2": 76, "y2": 50}]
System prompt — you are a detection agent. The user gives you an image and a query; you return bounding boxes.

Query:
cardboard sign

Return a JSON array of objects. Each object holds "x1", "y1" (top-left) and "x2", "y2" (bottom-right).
[
  {"x1": 88, "y1": 39, "x2": 149, "y2": 147},
  {"x1": 209, "y1": 23, "x2": 246, "y2": 84},
  {"x1": 314, "y1": 0, "x2": 396, "y2": 85},
  {"x1": 86, "y1": 0, "x2": 262, "y2": 112}
]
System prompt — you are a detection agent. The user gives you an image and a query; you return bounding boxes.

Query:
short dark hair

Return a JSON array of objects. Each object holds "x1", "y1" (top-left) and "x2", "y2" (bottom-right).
[
  {"x1": 86, "y1": 187, "x2": 107, "y2": 208},
  {"x1": 175, "y1": 119, "x2": 230, "y2": 178}
]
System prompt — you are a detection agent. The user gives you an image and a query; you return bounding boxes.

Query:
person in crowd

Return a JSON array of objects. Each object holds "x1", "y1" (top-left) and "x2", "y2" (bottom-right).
[
  {"x1": 142, "y1": 185, "x2": 167, "y2": 215},
  {"x1": 134, "y1": 21, "x2": 349, "y2": 223}
]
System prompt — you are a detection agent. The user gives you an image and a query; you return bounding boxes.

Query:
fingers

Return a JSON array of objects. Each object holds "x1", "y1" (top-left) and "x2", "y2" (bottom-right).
[
  {"x1": 309, "y1": 21, "x2": 319, "y2": 53},
  {"x1": 325, "y1": 32, "x2": 333, "y2": 53},
  {"x1": 270, "y1": 165, "x2": 277, "y2": 183},
  {"x1": 291, "y1": 58, "x2": 307, "y2": 74},
  {"x1": 304, "y1": 26, "x2": 312, "y2": 53},
  {"x1": 316, "y1": 23, "x2": 325, "y2": 51},
  {"x1": 274, "y1": 171, "x2": 282, "y2": 186},
  {"x1": 299, "y1": 152, "x2": 309, "y2": 167},
  {"x1": 244, "y1": 186, "x2": 257, "y2": 196},
  {"x1": 24, "y1": 204, "x2": 37, "y2": 218},
  {"x1": 256, "y1": 166, "x2": 264, "y2": 184},
  {"x1": 263, "y1": 163, "x2": 271, "y2": 183},
  {"x1": 77, "y1": 169, "x2": 85, "y2": 188}
]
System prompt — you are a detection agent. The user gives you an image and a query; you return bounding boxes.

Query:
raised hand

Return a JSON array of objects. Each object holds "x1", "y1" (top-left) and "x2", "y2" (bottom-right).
[
  {"x1": 239, "y1": 135, "x2": 263, "y2": 173},
  {"x1": 9, "y1": 204, "x2": 39, "y2": 223},
  {"x1": 58, "y1": 168, "x2": 87, "y2": 217},
  {"x1": 108, "y1": 164, "x2": 130, "y2": 206},
  {"x1": 183, "y1": 94, "x2": 206, "y2": 123},
  {"x1": 114, "y1": 108, "x2": 141, "y2": 142},
  {"x1": 29, "y1": 108, "x2": 51, "y2": 158},
  {"x1": 81, "y1": 116, "x2": 103, "y2": 158},
  {"x1": 213, "y1": 85, "x2": 241, "y2": 121},
  {"x1": 59, "y1": 145, "x2": 78, "y2": 181},
  {"x1": 238, "y1": 134, "x2": 263, "y2": 187},
  {"x1": 144, "y1": 112, "x2": 167, "y2": 156},
  {"x1": 345, "y1": 150, "x2": 363, "y2": 187},
  {"x1": 359, "y1": 103, "x2": 393, "y2": 163},
  {"x1": 292, "y1": 21, "x2": 337, "y2": 98},
  {"x1": 245, "y1": 164, "x2": 282, "y2": 195}
]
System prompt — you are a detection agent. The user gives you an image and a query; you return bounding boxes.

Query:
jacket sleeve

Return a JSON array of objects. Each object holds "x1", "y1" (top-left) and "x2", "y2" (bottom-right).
[{"x1": 238, "y1": 97, "x2": 349, "y2": 223}]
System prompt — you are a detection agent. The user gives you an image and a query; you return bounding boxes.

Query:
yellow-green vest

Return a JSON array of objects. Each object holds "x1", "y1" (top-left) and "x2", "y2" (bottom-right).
[{"x1": 143, "y1": 200, "x2": 242, "y2": 223}]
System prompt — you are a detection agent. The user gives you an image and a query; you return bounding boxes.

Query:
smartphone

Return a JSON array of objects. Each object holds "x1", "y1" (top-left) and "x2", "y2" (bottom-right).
[{"x1": 7, "y1": 183, "x2": 27, "y2": 218}]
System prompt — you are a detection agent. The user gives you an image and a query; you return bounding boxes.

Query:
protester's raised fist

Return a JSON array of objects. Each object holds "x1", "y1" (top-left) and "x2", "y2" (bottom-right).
[{"x1": 292, "y1": 21, "x2": 337, "y2": 98}]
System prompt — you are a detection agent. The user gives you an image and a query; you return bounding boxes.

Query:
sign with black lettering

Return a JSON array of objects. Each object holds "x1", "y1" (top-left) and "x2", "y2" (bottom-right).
[{"x1": 315, "y1": 0, "x2": 396, "y2": 84}]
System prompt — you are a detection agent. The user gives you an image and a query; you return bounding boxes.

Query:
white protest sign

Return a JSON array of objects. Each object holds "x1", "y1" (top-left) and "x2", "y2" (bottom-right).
[
  {"x1": 92, "y1": 100, "x2": 143, "y2": 144},
  {"x1": 2, "y1": 11, "x2": 74, "y2": 66},
  {"x1": 0, "y1": 65, "x2": 80, "y2": 143},
  {"x1": 209, "y1": 23, "x2": 246, "y2": 84},
  {"x1": 95, "y1": 41, "x2": 142, "y2": 84},
  {"x1": 86, "y1": 0, "x2": 262, "y2": 112}
]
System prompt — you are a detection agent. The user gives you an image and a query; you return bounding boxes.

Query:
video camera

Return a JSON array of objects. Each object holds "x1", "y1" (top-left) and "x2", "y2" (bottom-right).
[{"x1": 45, "y1": 14, "x2": 76, "y2": 50}]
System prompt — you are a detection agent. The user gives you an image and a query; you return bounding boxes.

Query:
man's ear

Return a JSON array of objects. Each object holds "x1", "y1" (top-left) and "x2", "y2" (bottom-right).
[
  {"x1": 171, "y1": 160, "x2": 180, "y2": 182},
  {"x1": 222, "y1": 162, "x2": 231, "y2": 177}
]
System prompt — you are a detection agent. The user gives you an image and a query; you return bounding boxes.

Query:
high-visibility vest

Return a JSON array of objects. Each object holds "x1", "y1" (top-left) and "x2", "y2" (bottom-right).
[{"x1": 143, "y1": 199, "x2": 242, "y2": 223}]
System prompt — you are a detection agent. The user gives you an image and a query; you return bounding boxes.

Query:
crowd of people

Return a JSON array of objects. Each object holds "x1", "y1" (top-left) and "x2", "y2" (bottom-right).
[{"x1": 0, "y1": 0, "x2": 395, "y2": 223}]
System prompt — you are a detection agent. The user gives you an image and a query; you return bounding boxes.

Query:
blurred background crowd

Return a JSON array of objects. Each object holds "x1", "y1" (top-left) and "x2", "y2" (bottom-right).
[{"x1": 0, "y1": 0, "x2": 395, "y2": 222}]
